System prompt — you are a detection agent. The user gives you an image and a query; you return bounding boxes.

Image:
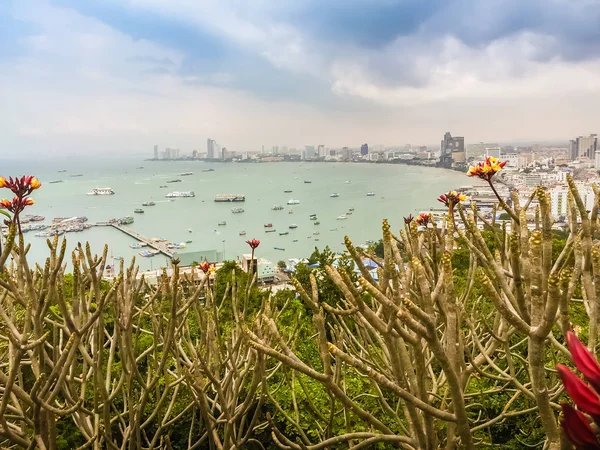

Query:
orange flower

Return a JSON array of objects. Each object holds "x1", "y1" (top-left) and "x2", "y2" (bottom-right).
[
  {"x1": 198, "y1": 261, "x2": 211, "y2": 274},
  {"x1": 0, "y1": 175, "x2": 42, "y2": 196},
  {"x1": 0, "y1": 197, "x2": 34, "y2": 214},
  {"x1": 438, "y1": 191, "x2": 467, "y2": 207}
]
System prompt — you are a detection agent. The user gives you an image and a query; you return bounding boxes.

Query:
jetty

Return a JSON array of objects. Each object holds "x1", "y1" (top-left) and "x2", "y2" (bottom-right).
[{"x1": 109, "y1": 223, "x2": 174, "y2": 257}]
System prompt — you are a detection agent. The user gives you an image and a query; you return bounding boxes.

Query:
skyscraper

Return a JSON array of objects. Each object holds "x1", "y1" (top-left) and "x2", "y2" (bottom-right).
[
  {"x1": 207, "y1": 139, "x2": 216, "y2": 159},
  {"x1": 570, "y1": 134, "x2": 597, "y2": 160},
  {"x1": 440, "y1": 132, "x2": 465, "y2": 166},
  {"x1": 360, "y1": 143, "x2": 368, "y2": 156},
  {"x1": 153, "y1": 145, "x2": 158, "y2": 159}
]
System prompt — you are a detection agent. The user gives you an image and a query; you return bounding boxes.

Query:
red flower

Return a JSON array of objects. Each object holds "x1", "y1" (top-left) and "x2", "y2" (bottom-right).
[
  {"x1": 198, "y1": 261, "x2": 211, "y2": 274},
  {"x1": 403, "y1": 214, "x2": 414, "y2": 224},
  {"x1": 246, "y1": 239, "x2": 260, "y2": 250},
  {"x1": 437, "y1": 191, "x2": 467, "y2": 207},
  {"x1": 568, "y1": 331, "x2": 600, "y2": 394},
  {"x1": 557, "y1": 364, "x2": 600, "y2": 417},
  {"x1": 0, "y1": 197, "x2": 35, "y2": 215},
  {"x1": 560, "y1": 404, "x2": 600, "y2": 449},
  {"x1": 415, "y1": 213, "x2": 431, "y2": 227},
  {"x1": 0, "y1": 176, "x2": 41, "y2": 197}
]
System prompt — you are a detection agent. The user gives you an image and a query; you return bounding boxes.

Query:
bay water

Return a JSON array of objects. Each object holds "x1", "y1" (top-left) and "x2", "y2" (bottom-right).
[{"x1": 1, "y1": 157, "x2": 473, "y2": 270}]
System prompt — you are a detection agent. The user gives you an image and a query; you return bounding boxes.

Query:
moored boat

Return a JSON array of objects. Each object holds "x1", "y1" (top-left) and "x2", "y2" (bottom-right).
[
  {"x1": 330, "y1": 193, "x2": 340, "y2": 198},
  {"x1": 336, "y1": 214, "x2": 347, "y2": 220},
  {"x1": 218, "y1": 221, "x2": 227, "y2": 226},
  {"x1": 87, "y1": 187, "x2": 114, "y2": 196},
  {"x1": 287, "y1": 199, "x2": 300, "y2": 205},
  {"x1": 279, "y1": 231, "x2": 289, "y2": 236},
  {"x1": 134, "y1": 208, "x2": 145, "y2": 214},
  {"x1": 231, "y1": 207, "x2": 244, "y2": 213},
  {"x1": 264, "y1": 223, "x2": 273, "y2": 228},
  {"x1": 289, "y1": 224, "x2": 298, "y2": 229},
  {"x1": 142, "y1": 201, "x2": 156, "y2": 206},
  {"x1": 367, "y1": 192, "x2": 375, "y2": 197},
  {"x1": 272, "y1": 205, "x2": 284, "y2": 210},
  {"x1": 215, "y1": 194, "x2": 245, "y2": 202},
  {"x1": 166, "y1": 191, "x2": 195, "y2": 198}
]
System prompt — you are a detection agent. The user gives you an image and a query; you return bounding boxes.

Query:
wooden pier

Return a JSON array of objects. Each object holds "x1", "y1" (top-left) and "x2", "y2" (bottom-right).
[{"x1": 109, "y1": 223, "x2": 174, "y2": 258}]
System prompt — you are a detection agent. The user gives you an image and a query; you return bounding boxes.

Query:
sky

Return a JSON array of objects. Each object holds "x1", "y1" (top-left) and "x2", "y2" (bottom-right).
[{"x1": 2, "y1": 0, "x2": 600, "y2": 157}]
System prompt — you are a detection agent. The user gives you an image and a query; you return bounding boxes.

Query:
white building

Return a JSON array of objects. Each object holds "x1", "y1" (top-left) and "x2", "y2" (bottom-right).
[{"x1": 549, "y1": 184, "x2": 595, "y2": 218}]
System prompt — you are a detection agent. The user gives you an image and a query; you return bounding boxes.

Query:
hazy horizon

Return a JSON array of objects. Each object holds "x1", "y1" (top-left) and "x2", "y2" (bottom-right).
[{"x1": 2, "y1": 0, "x2": 599, "y2": 157}]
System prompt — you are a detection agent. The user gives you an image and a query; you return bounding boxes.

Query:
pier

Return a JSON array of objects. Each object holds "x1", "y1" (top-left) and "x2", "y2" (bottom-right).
[{"x1": 109, "y1": 223, "x2": 174, "y2": 258}]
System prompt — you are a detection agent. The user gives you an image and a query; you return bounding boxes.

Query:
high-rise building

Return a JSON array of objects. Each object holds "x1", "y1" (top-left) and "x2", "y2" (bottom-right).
[
  {"x1": 360, "y1": 144, "x2": 368, "y2": 156},
  {"x1": 221, "y1": 147, "x2": 228, "y2": 160},
  {"x1": 466, "y1": 142, "x2": 499, "y2": 160},
  {"x1": 207, "y1": 139, "x2": 216, "y2": 159},
  {"x1": 570, "y1": 134, "x2": 597, "y2": 160},
  {"x1": 440, "y1": 132, "x2": 465, "y2": 166},
  {"x1": 153, "y1": 145, "x2": 158, "y2": 159},
  {"x1": 318, "y1": 145, "x2": 326, "y2": 158},
  {"x1": 305, "y1": 145, "x2": 316, "y2": 159},
  {"x1": 341, "y1": 147, "x2": 352, "y2": 161}
]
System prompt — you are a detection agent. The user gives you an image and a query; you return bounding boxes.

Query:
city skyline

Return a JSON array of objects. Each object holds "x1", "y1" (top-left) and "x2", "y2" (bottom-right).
[{"x1": 3, "y1": 0, "x2": 600, "y2": 157}]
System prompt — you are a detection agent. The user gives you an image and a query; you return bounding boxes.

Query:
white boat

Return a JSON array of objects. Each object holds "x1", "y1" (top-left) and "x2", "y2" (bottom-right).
[
  {"x1": 367, "y1": 192, "x2": 375, "y2": 197},
  {"x1": 87, "y1": 187, "x2": 114, "y2": 196},
  {"x1": 336, "y1": 214, "x2": 347, "y2": 220},
  {"x1": 167, "y1": 242, "x2": 187, "y2": 249},
  {"x1": 180, "y1": 172, "x2": 194, "y2": 176},
  {"x1": 287, "y1": 199, "x2": 300, "y2": 205},
  {"x1": 330, "y1": 193, "x2": 340, "y2": 198},
  {"x1": 215, "y1": 194, "x2": 245, "y2": 202},
  {"x1": 166, "y1": 191, "x2": 195, "y2": 198},
  {"x1": 272, "y1": 205, "x2": 284, "y2": 210},
  {"x1": 289, "y1": 224, "x2": 298, "y2": 229},
  {"x1": 239, "y1": 231, "x2": 246, "y2": 236},
  {"x1": 344, "y1": 180, "x2": 351, "y2": 184},
  {"x1": 231, "y1": 207, "x2": 245, "y2": 213}
]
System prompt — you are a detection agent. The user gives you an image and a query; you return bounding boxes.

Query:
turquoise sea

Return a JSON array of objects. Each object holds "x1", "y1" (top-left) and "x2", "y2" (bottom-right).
[{"x1": 1, "y1": 157, "x2": 475, "y2": 270}]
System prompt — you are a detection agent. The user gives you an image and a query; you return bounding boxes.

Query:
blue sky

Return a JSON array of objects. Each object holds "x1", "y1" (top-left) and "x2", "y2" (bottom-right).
[{"x1": 2, "y1": 0, "x2": 600, "y2": 156}]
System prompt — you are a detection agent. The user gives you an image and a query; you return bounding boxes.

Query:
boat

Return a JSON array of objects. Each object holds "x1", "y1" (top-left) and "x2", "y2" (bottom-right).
[
  {"x1": 274, "y1": 247, "x2": 285, "y2": 251},
  {"x1": 137, "y1": 166, "x2": 144, "y2": 169},
  {"x1": 284, "y1": 189, "x2": 292, "y2": 193},
  {"x1": 314, "y1": 221, "x2": 320, "y2": 225},
  {"x1": 367, "y1": 192, "x2": 375, "y2": 197},
  {"x1": 180, "y1": 172, "x2": 193, "y2": 176},
  {"x1": 129, "y1": 243, "x2": 148, "y2": 249},
  {"x1": 289, "y1": 210, "x2": 294, "y2": 214},
  {"x1": 239, "y1": 231, "x2": 246, "y2": 236},
  {"x1": 289, "y1": 224, "x2": 298, "y2": 229},
  {"x1": 314, "y1": 239, "x2": 319, "y2": 241},
  {"x1": 49, "y1": 180, "x2": 63, "y2": 184},
  {"x1": 336, "y1": 215, "x2": 347, "y2": 220},
  {"x1": 25, "y1": 215, "x2": 45, "y2": 221},
  {"x1": 188, "y1": 228, "x2": 192, "y2": 233},
  {"x1": 151, "y1": 237, "x2": 168, "y2": 242},
  {"x1": 134, "y1": 208, "x2": 145, "y2": 214},
  {"x1": 70, "y1": 174, "x2": 83, "y2": 177},
  {"x1": 215, "y1": 194, "x2": 245, "y2": 202},
  {"x1": 313, "y1": 231, "x2": 320, "y2": 235},
  {"x1": 279, "y1": 231, "x2": 289, "y2": 236},
  {"x1": 344, "y1": 180, "x2": 351, "y2": 184},
  {"x1": 310, "y1": 216, "x2": 317, "y2": 221},
  {"x1": 330, "y1": 193, "x2": 340, "y2": 198},
  {"x1": 272, "y1": 205, "x2": 284, "y2": 211},
  {"x1": 231, "y1": 207, "x2": 245, "y2": 213},
  {"x1": 160, "y1": 185, "x2": 168, "y2": 188},
  {"x1": 349, "y1": 208, "x2": 355, "y2": 211},
  {"x1": 202, "y1": 168, "x2": 215, "y2": 172},
  {"x1": 167, "y1": 179, "x2": 182, "y2": 183},
  {"x1": 347, "y1": 212, "x2": 353, "y2": 215},
  {"x1": 265, "y1": 229, "x2": 277, "y2": 233},
  {"x1": 167, "y1": 242, "x2": 187, "y2": 249},
  {"x1": 87, "y1": 187, "x2": 115, "y2": 196},
  {"x1": 287, "y1": 199, "x2": 300, "y2": 205},
  {"x1": 330, "y1": 228, "x2": 338, "y2": 231},
  {"x1": 118, "y1": 216, "x2": 134, "y2": 225},
  {"x1": 264, "y1": 223, "x2": 273, "y2": 228},
  {"x1": 139, "y1": 250, "x2": 160, "y2": 257},
  {"x1": 58, "y1": 170, "x2": 67, "y2": 173},
  {"x1": 293, "y1": 239, "x2": 298, "y2": 242},
  {"x1": 218, "y1": 221, "x2": 227, "y2": 226},
  {"x1": 304, "y1": 181, "x2": 312, "y2": 184},
  {"x1": 186, "y1": 240, "x2": 192, "y2": 244},
  {"x1": 142, "y1": 201, "x2": 156, "y2": 206},
  {"x1": 166, "y1": 191, "x2": 195, "y2": 198}
]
